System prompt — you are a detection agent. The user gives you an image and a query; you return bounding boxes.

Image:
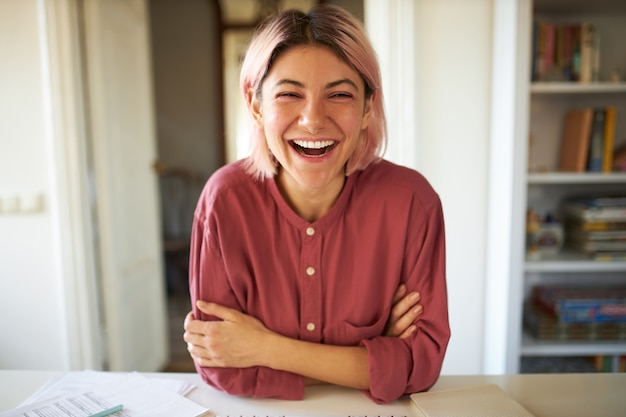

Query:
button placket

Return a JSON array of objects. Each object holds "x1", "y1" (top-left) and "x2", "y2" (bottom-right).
[{"x1": 300, "y1": 226, "x2": 322, "y2": 340}]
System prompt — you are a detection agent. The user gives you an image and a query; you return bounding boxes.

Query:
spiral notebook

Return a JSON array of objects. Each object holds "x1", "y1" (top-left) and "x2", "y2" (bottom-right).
[{"x1": 410, "y1": 384, "x2": 535, "y2": 417}]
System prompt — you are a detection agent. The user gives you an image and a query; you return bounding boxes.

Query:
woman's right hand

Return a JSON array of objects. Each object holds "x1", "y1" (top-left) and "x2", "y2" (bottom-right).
[{"x1": 384, "y1": 284, "x2": 423, "y2": 339}]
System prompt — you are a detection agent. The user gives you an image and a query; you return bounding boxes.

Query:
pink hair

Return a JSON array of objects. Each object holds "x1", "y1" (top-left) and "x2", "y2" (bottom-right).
[{"x1": 240, "y1": 5, "x2": 387, "y2": 180}]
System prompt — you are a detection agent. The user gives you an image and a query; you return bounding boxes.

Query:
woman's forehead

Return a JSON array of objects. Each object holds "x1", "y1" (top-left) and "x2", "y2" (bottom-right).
[{"x1": 264, "y1": 45, "x2": 364, "y2": 89}]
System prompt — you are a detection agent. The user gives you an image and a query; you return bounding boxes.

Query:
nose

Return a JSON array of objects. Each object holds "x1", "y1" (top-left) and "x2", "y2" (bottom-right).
[{"x1": 299, "y1": 98, "x2": 325, "y2": 134}]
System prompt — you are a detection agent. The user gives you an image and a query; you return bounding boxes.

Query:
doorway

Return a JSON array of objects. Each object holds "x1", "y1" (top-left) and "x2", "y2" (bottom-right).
[{"x1": 149, "y1": 0, "x2": 224, "y2": 372}]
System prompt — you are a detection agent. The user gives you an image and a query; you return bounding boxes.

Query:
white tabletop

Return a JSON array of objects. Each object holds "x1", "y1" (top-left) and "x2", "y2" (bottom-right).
[{"x1": 1, "y1": 370, "x2": 625, "y2": 416}]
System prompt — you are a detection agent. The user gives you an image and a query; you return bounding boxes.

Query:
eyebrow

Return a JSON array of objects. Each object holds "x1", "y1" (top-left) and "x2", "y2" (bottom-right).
[{"x1": 273, "y1": 78, "x2": 360, "y2": 90}]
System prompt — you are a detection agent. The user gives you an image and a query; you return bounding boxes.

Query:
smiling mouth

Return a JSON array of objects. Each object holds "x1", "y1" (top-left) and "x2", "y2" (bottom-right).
[{"x1": 290, "y1": 140, "x2": 336, "y2": 157}]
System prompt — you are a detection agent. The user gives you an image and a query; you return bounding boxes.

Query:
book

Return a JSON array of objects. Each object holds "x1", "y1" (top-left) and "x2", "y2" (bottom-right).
[
  {"x1": 410, "y1": 384, "x2": 535, "y2": 417},
  {"x1": 532, "y1": 285, "x2": 626, "y2": 323},
  {"x1": 524, "y1": 303, "x2": 626, "y2": 340},
  {"x1": 568, "y1": 228, "x2": 626, "y2": 241},
  {"x1": 565, "y1": 219, "x2": 626, "y2": 232},
  {"x1": 561, "y1": 196, "x2": 626, "y2": 222},
  {"x1": 587, "y1": 109, "x2": 605, "y2": 172},
  {"x1": 558, "y1": 108, "x2": 593, "y2": 172},
  {"x1": 531, "y1": 20, "x2": 590, "y2": 82},
  {"x1": 594, "y1": 251, "x2": 626, "y2": 261},
  {"x1": 568, "y1": 238, "x2": 626, "y2": 253},
  {"x1": 602, "y1": 106, "x2": 616, "y2": 172},
  {"x1": 579, "y1": 22, "x2": 596, "y2": 83}
]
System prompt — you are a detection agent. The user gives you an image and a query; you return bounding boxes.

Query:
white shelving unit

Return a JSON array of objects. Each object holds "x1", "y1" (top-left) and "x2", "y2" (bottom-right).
[{"x1": 512, "y1": 0, "x2": 626, "y2": 373}]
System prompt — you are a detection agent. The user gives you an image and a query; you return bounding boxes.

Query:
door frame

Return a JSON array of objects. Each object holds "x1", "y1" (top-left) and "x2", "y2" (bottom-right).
[{"x1": 42, "y1": 0, "x2": 105, "y2": 370}]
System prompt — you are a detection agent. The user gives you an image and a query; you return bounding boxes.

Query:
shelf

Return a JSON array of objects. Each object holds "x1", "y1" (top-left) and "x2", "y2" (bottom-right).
[
  {"x1": 527, "y1": 172, "x2": 626, "y2": 184},
  {"x1": 507, "y1": 0, "x2": 626, "y2": 374},
  {"x1": 521, "y1": 332, "x2": 626, "y2": 357},
  {"x1": 525, "y1": 256, "x2": 626, "y2": 273},
  {"x1": 531, "y1": 82, "x2": 626, "y2": 94}
]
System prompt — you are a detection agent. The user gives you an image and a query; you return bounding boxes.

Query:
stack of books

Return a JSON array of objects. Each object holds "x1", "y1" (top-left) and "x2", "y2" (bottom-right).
[
  {"x1": 561, "y1": 195, "x2": 626, "y2": 260},
  {"x1": 524, "y1": 284, "x2": 626, "y2": 341},
  {"x1": 531, "y1": 20, "x2": 599, "y2": 83},
  {"x1": 558, "y1": 107, "x2": 617, "y2": 173}
]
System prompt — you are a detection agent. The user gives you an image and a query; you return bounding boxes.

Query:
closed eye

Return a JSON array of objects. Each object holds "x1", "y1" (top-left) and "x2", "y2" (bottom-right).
[
  {"x1": 329, "y1": 92, "x2": 354, "y2": 99},
  {"x1": 274, "y1": 92, "x2": 303, "y2": 101},
  {"x1": 278, "y1": 92, "x2": 300, "y2": 97}
]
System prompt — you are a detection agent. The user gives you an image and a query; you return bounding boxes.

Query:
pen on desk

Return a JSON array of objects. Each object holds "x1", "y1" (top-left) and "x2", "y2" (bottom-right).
[{"x1": 88, "y1": 404, "x2": 124, "y2": 417}]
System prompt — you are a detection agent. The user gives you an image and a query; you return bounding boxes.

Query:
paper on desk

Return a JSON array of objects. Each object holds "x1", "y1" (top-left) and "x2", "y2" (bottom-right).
[
  {"x1": 20, "y1": 370, "x2": 196, "y2": 406},
  {"x1": 0, "y1": 391, "x2": 126, "y2": 417},
  {"x1": 410, "y1": 384, "x2": 535, "y2": 417},
  {"x1": 7, "y1": 371, "x2": 209, "y2": 417}
]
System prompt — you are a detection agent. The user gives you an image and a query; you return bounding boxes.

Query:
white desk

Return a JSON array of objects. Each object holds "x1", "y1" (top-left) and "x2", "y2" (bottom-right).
[{"x1": 1, "y1": 370, "x2": 625, "y2": 416}]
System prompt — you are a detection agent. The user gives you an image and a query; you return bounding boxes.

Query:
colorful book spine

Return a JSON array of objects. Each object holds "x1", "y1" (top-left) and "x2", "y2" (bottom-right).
[
  {"x1": 602, "y1": 107, "x2": 616, "y2": 172},
  {"x1": 587, "y1": 109, "x2": 605, "y2": 172}
]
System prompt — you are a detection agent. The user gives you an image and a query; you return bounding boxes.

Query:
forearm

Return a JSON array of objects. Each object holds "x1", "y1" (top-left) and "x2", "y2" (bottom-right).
[{"x1": 260, "y1": 333, "x2": 370, "y2": 390}]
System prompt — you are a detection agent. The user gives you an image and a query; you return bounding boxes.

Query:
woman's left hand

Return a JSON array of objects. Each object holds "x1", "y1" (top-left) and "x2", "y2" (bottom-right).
[
  {"x1": 183, "y1": 301, "x2": 275, "y2": 368},
  {"x1": 384, "y1": 284, "x2": 423, "y2": 339}
]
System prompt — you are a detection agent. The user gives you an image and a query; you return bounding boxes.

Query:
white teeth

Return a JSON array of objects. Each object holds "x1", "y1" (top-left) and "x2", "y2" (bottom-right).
[{"x1": 293, "y1": 140, "x2": 334, "y2": 149}]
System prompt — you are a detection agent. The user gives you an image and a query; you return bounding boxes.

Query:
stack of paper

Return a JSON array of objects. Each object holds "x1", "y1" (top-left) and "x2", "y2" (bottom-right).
[
  {"x1": 410, "y1": 384, "x2": 535, "y2": 417},
  {"x1": 0, "y1": 371, "x2": 209, "y2": 417}
]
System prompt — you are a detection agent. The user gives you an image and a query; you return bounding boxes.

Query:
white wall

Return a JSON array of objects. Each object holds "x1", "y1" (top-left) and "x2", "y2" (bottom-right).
[
  {"x1": 418, "y1": 0, "x2": 493, "y2": 375},
  {"x1": 367, "y1": 0, "x2": 493, "y2": 374},
  {"x1": 0, "y1": 0, "x2": 69, "y2": 369}
]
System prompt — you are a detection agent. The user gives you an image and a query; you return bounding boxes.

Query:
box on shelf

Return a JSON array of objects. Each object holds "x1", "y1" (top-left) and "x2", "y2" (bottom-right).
[
  {"x1": 531, "y1": 285, "x2": 626, "y2": 324},
  {"x1": 524, "y1": 303, "x2": 626, "y2": 341}
]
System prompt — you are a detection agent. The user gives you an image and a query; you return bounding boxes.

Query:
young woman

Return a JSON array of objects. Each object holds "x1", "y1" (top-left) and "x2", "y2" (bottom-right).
[{"x1": 183, "y1": 4, "x2": 450, "y2": 404}]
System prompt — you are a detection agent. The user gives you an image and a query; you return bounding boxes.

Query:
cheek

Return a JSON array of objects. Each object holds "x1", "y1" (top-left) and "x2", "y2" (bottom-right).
[
  {"x1": 261, "y1": 109, "x2": 290, "y2": 135},
  {"x1": 338, "y1": 111, "x2": 368, "y2": 135}
]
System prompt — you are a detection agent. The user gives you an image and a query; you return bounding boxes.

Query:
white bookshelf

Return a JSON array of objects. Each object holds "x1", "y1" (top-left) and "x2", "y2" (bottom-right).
[
  {"x1": 521, "y1": 333, "x2": 626, "y2": 357},
  {"x1": 511, "y1": 0, "x2": 626, "y2": 373},
  {"x1": 531, "y1": 82, "x2": 626, "y2": 94}
]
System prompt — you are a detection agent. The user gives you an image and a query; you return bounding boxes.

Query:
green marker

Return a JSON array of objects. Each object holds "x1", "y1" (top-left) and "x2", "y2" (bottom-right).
[{"x1": 88, "y1": 404, "x2": 124, "y2": 417}]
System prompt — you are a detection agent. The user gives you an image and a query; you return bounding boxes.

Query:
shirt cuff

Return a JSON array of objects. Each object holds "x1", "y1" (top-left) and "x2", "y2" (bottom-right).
[{"x1": 360, "y1": 337, "x2": 411, "y2": 404}]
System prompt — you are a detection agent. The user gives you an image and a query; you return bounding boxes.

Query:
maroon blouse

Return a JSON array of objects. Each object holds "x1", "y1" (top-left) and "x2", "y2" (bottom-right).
[{"x1": 189, "y1": 158, "x2": 450, "y2": 404}]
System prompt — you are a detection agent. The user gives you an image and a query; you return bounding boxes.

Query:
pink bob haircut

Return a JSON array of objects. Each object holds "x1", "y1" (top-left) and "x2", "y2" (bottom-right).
[{"x1": 240, "y1": 4, "x2": 387, "y2": 180}]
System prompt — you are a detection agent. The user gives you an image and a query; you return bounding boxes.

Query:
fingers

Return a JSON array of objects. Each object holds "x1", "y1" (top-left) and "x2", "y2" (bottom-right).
[
  {"x1": 391, "y1": 284, "x2": 407, "y2": 305},
  {"x1": 388, "y1": 302, "x2": 423, "y2": 338},
  {"x1": 385, "y1": 290, "x2": 423, "y2": 338},
  {"x1": 397, "y1": 324, "x2": 418, "y2": 339},
  {"x1": 196, "y1": 300, "x2": 240, "y2": 322},
  {"x1": 183, "y1": 311, "x2": 194, "y2": 329},
  {"x1": 390, "y1": 291, "x2": 421, "y2": 322}
]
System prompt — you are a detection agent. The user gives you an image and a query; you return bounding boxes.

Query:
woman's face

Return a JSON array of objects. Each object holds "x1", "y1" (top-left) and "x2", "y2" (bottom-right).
[{"x1": 250, "y1": 45, "x2": 373, "y2": 194}]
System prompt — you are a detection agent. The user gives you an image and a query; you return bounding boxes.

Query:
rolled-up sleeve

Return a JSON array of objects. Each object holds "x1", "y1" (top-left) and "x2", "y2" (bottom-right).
[
  {"x1": 361, "y1": 199, "x2": 450, "y2": 404},
  {"x1": 189, "y1": 202, "x2": 305, "y2": 400}
]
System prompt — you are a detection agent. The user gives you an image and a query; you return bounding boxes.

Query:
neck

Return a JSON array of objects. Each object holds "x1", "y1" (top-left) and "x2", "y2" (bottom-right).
[{"x1": 276, "y1": 169, "x2": 346, "y2": 222}]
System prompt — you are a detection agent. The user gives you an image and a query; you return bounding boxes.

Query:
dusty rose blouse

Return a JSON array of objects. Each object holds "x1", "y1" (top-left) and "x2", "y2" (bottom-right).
[{"x1": 189, "y1": 158, "x2": 450, "y2": 404}]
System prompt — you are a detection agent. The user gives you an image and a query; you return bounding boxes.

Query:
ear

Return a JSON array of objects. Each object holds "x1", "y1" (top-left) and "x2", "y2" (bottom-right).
[
  {"x1": 246, "y1": 88, "x2": 264, "y2": 127},
  {"x1": 360, "y1": 91, "x2": 375, "y2": 130}
]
